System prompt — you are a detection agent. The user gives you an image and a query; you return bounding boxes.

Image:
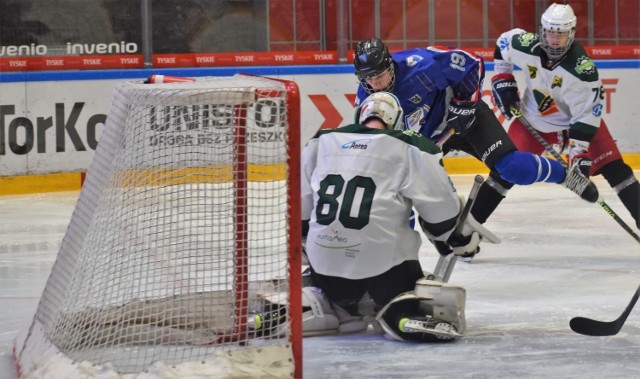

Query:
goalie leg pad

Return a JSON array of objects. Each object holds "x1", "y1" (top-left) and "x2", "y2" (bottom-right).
[
  {"x1": 375, "y1": 279, "x2": 467, "y2": 342},
  {"x1": 414, "y1": 278, "x2": 466, "y2": 335},
  {"x1": 332, "y1": 303, "x2": 370, "y2": 334},
  {"x1": 301, "y1": 287, "x2": 370, "y2": 335},
  {"x1": 301, "y1": 287, "x2": 340, "y2": 336}
]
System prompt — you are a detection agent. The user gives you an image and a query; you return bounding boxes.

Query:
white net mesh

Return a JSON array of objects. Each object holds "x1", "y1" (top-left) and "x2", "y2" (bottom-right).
[{"x1": 14, "y1": 75, "x2": 300, "y2": 378}]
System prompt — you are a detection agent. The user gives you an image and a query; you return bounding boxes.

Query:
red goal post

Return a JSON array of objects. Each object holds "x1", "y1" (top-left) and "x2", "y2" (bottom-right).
[{"x1": 13, "y1": 74, "x2": 302, "y2": 378}]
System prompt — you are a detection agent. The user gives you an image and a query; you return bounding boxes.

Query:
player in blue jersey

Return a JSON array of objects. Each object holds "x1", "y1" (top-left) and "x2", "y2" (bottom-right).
[{"x1": 353, "y1": 37, "x2": 598, "y2": 259}]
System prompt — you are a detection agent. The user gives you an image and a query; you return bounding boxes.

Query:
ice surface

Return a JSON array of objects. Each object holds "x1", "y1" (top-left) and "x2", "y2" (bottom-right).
[{"x1": 1, "y1": 175, "x2": 638, "y2": 379}]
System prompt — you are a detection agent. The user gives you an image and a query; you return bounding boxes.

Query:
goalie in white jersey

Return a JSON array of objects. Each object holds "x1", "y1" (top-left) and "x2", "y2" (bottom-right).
[
  {"x1": 492, "y1": 3, "x2": 639, "y2": 229},
  {"x1": 300, "y1": 92, "x2": 483, "y2": 342}
]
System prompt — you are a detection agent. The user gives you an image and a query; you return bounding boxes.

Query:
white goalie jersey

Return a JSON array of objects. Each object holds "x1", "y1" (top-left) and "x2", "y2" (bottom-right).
[
  {"x1": 496, "y1": 28, "x2": 603, "y2": 135},
  {"x1": 301, "y1": 124, "x2": 460, "y2": 280}
]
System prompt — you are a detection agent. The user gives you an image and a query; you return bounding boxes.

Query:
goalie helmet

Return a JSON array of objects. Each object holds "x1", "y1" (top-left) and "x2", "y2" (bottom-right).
[
  {"x1": 354, "y1": 37, "x2": 395, "y2": 94},
  {"x1": 356, "y1": 92, "x2": 404, "y2": 130},
  {"x1": 539, "y1": 3, "x2": 577, "y2": 60}
]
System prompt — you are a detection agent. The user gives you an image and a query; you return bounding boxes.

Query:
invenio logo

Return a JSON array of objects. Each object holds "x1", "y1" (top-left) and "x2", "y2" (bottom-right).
[{"x1": 0, "y1": 41, "x2": 138, "y2": 57}]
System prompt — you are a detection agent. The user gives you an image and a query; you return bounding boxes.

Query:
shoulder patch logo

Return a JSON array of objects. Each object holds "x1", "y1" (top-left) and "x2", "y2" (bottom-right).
[
  {"x1": 406, "y1": 55, "x2": 423, "y2": 67},
  {"x1": 527, "y1": 65, "x2": 538, "y2": 79},
  {"x1": 575, "y1": 56, "x2": 596, "y2": 75},
  {"x1": 518, "y1": 33, "x2": 537, "y2": 47},
  {"x1": 551, "y1": 76, "x2": 563, "y2": 88},
  {"x1": 406, "y1": 108, "x2": 425, "y2": 132},
  {"x1": 592, "y1": 103, "x2": 603, "y2": 117},
  {"x1": 409, "y1": 94, "x2": 422, "y2": 104},
  {"x1": 498, "y1": 37, "x2": 509, "y2": 51}
]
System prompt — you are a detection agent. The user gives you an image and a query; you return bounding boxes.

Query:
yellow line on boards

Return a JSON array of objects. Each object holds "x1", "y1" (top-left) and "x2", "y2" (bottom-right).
[
  {"x1": 0, "y1": 172, "x2": 84, "y2": 195},
  {"x1": 1, "y1": 155, "x2": 639, "y2": 195}
]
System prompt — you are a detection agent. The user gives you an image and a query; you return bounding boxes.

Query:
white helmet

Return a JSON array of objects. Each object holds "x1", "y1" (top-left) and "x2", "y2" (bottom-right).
[
  {"x1": 540, "y1": 3, "x2": 577, "y2": 59},
  {"x1": 356, "y1": 92, "x2": 404, "y2": 130}
]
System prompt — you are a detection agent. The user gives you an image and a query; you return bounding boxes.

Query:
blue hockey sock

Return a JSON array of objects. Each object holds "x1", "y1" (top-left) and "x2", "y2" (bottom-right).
[{"x1": 494, "y1": 151, "x2": 565, "y2": 185}]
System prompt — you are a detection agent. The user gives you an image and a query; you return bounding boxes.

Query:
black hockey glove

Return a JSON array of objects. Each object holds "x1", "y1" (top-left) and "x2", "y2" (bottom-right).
[
  {"x1": 446, "y1": 231, "x2": 480, "y2": 257},
  {"x1": 446, "y1": 100, "x2": 478, "y2": 135},
  {"x1": 491, "y1": 73, "x2": 520, "y2": 120},
  {"x1": 571, "y1": 155, "x2": 592, "y2": 177}
]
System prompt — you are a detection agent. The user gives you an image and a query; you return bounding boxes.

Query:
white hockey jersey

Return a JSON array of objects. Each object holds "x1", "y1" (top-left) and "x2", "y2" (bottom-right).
[
  {"x1": 496, "y1": 28, "x2": 603, "y2": 137},
  {"x1": 301, "y1": 124, "x2": 460, "y2": 280}
]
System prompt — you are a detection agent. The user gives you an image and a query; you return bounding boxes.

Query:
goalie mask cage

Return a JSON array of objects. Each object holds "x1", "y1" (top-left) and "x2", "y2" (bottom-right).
[{"x1": 13, "y1": 75, "x2": 302, "y2": 379}]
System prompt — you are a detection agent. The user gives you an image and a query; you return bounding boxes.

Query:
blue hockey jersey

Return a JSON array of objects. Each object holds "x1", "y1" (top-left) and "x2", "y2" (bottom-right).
[{"x1": 355, "y1": 46, "x2": 485, "y2": 142}]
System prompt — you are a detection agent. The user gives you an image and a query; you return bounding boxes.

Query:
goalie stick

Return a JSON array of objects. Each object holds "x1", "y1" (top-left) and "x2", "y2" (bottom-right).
[
  {"x1": 569, "y1": 283, "x2": 640, "y2": 336},
  {"x1": 511, "y1": 108, "x2": 640, "y2": 245},
  {"x1": 434, "y1": 174, "x2": 484, "y2": 282}
]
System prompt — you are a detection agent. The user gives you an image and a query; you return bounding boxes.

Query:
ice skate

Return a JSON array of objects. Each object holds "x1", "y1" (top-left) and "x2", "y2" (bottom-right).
[{"x1": 562, "y1": 162, "x2": 599, "y2": 203}]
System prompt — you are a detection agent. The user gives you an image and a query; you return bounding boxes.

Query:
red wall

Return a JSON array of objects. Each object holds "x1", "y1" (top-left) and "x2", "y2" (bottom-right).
[{"x1": 268, "y1": 0, "x2": 639, "y2": 51}]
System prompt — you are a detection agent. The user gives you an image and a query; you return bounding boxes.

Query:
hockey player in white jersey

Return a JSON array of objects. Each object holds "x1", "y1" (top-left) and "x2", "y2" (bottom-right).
[
  {"x1": 492, "y1": 3, "x2": 640, "y2": 229},
  {"x1": 299, "y1": 92, "x2": 488, "y2": 342}
]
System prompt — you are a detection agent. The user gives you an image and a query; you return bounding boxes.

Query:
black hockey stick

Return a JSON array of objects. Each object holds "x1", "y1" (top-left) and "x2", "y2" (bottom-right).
[
  {"x1": 434, "y1": 174, "x2": 484, "y2": 282},
  {"x1": 511, "y1": 109, "x2": 640, "y2": 335},
  {"x1": 569, "y1": 283, "x2": 640, "y2": 336},
  {"x1": 511, "y1": 108, "x2": 640, "y2": 245}
]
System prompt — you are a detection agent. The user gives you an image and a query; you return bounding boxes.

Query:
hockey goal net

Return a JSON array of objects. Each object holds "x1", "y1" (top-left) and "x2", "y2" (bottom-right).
[{"x1": 13, "y1": 74, "x2": 302, "y2": 378}]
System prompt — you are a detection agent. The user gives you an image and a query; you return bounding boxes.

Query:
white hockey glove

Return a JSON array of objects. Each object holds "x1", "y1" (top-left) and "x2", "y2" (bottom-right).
[
  {"x1": 447, "y1": 206, "x2": 501, "y2": 257},
  {"x1": 568, "y1": 139, "x2": 592, "y2": 177},
  {"x1": 491, "y1": 73, "x2": 520, "y2": 120}
]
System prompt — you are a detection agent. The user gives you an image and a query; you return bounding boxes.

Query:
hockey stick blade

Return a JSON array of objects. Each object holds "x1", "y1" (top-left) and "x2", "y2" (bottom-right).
[{"x1": 569, "y1": 283, "x2": 640, "y2": 336}]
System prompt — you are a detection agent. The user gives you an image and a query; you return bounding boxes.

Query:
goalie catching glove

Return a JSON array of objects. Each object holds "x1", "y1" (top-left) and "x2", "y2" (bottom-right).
[{"x1": 491, "y1": 73, "x2": 520, "y2": 120}]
